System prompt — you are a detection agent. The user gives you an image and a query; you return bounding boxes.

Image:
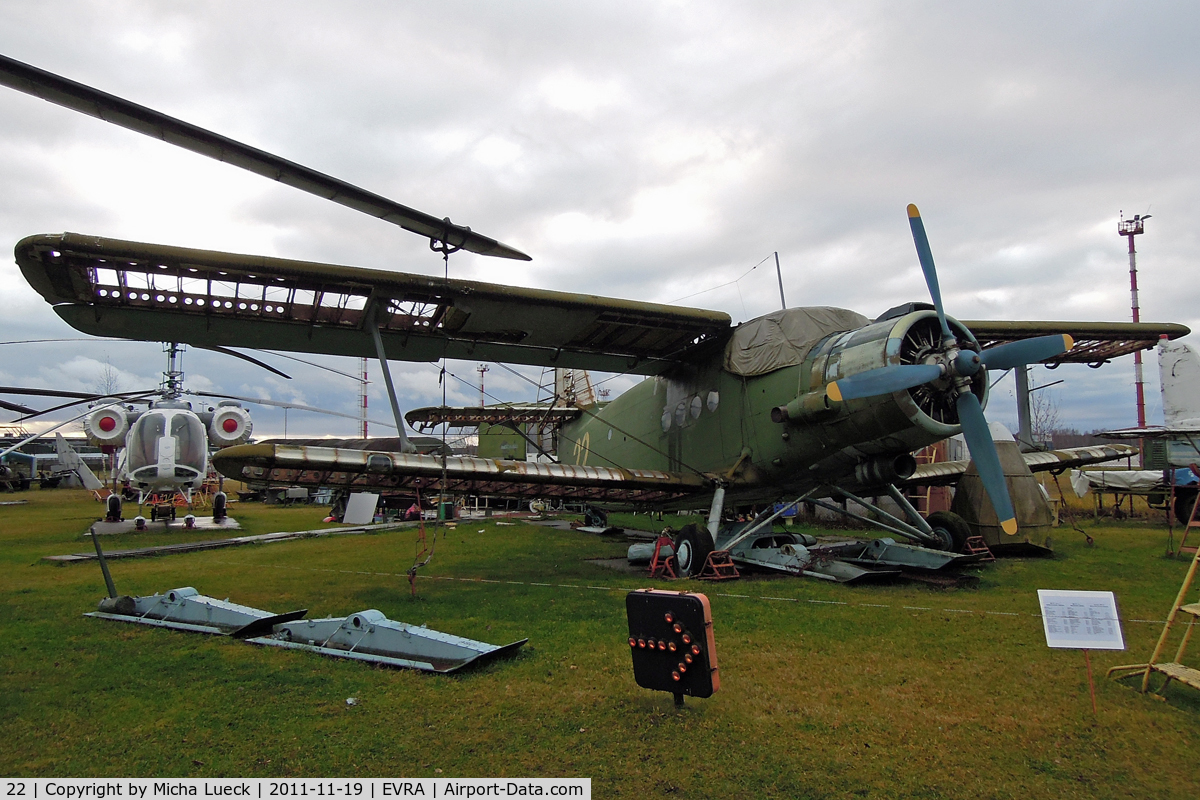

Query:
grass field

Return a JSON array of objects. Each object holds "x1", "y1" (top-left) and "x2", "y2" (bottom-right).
[{"x1": 2, "y1": 488, "x2": 1198, "y2": 798}]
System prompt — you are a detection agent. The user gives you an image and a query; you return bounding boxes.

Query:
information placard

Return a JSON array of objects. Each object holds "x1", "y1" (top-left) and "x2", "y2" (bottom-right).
[{"x1": 1037, "y1": 589, "x2": 1125, "y2": 650}]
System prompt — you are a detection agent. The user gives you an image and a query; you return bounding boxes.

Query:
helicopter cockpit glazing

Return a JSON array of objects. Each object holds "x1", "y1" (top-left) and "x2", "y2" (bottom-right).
[{"x1": 126, "y1": 410, "x2": 207, "y2": 481}]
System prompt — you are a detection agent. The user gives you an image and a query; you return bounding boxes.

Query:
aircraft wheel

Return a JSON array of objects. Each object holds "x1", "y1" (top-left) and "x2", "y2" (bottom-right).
[
  {"x1": 926, "y1": 511, "x2": 970, "y2": 552},
  {"x1": 673, "y1": 523, "x2": 713, "y2": 578},
  {"x1": 106, "y1": 494, "x2": 122, "y2": 522},
  {"x1": 213, "y1": 491, "x2": 228, "y2": 521},
  {"x1": 149, "y1": 506, "x2": 157, "y2": 522},
  {"x1": 1174, "y1": 488, "x2": 1198, "y2": 526}
]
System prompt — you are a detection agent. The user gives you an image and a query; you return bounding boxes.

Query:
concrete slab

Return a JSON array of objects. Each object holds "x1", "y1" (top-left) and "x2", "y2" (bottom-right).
[
  {"x1": 89, "y1": 516, "x2": 241, "y2": 536},
  {"x1": 47, "y1": 521, "x2": 413, "y2": 563}
]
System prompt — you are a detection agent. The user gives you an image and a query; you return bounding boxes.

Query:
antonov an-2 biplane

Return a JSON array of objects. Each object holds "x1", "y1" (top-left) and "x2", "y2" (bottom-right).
[
  {"x1": 2, "y1": 53, "x2": 1187, "y2": 576},
  {"x1": 14, "y1": 227, "x2": 1183, "y2": 571}
]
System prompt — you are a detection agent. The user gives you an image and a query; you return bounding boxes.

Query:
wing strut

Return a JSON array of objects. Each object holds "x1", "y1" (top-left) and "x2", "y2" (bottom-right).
[{"x1": 368, "y1": 304, "x2": 415, "y2": 454}]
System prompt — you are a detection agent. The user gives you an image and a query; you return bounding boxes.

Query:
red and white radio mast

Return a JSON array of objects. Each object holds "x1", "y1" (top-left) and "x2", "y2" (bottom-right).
[{"x1": 1118, "y1": 212, "x2": 1151, "y2": 427}]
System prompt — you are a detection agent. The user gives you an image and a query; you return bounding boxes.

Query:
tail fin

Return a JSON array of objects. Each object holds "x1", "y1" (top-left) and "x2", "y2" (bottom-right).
[
  {"x1": 55, "y1": 432, "x2": 104, "y2": 491},
  {"x1": 1160, "y1": 340, "x2": 1200, "y2": 428}
]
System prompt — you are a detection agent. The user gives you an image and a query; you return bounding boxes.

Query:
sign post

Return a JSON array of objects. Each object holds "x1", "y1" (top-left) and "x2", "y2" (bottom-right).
[{"x1": 1037, "y1": 589, "x2": 1126, "y2": 714}]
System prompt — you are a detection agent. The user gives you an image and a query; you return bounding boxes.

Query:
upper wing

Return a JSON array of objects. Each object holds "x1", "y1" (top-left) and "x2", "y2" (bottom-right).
[
  {"x1": 212, "y1": 443, "x2": 711, "y2": 505},
  {"x1": 963, "y1": 320, "x2": 1189, "y2": 364},
  {"x1": 1097, "y1": 426, "x2": 1200, "y2": 440},
  {"x1": 907, "y1": 443, "x2": 1140, "y2": 487},
  {"x1": 16, "y1": 233, "x2": 732, "y2": 376},
  {"x1": 404, "y1": 405, "x2": 583, "y2": 431}
]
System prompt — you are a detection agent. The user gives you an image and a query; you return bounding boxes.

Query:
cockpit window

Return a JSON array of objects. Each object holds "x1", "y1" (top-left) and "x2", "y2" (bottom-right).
[
  {"x1": 125, "y1": 411, "x2": 207, "y2": 474},
  {"x1": 126, "y1": 412, "x2": 166, "y2": 472},
  {"x1": 171, "y1": 413, "x2": 207, "y2": 471}
]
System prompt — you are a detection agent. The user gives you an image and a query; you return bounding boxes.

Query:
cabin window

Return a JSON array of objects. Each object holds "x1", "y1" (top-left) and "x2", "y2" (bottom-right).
[
  {"x1": 170, "y1": 413, "x2": 207, "y2": 471},
  {"x1": 126, "y1": 412, "x2": 166, "y2": 472}
]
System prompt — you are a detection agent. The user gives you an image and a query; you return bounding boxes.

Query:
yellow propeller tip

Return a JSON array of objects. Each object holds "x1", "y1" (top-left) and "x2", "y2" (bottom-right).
[
  {"x1": 1001, "y1": 518, "x2": 1018, "y2": 536},
  {"x1": 1063, "y1": 333, "x2": 1074, "y2": 350},
  {"x1": 907, "y1": 204, "x2": 921, "y2": 218},
  {"x1": 826, "y1": 382, "x2": 843, "y2": 403}
]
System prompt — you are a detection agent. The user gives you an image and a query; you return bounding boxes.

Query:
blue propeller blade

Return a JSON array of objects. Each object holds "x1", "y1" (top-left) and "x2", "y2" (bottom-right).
[
  {"x1": 826, "y1": 363, "x2": 944, "y2": 402},
  {"x1": 981, "y1": 334, "x2": 1074, "y2": 372},
  {"x1": 907, "y1": 204, "x2": 952, "y2": 341},
  {"x1": 955, "y1": 391, "x2": 1018, "y2": 535}
]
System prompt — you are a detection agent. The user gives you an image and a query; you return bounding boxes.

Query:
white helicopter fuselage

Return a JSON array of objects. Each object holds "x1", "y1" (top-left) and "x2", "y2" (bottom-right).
[{"x1": 116, "y1": 402, "x2": 209, "y2": 500}]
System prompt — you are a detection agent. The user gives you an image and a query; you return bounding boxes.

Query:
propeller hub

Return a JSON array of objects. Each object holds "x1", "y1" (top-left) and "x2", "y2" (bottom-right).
[{"x1": 952, "y1": 349, "x2": 982, "y2": 378}]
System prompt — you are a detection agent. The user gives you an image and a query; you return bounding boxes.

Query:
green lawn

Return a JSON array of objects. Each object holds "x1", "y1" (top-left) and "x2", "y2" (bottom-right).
[{"x1": 1, "y1": 488, "x2": 1198, "y2": 798}]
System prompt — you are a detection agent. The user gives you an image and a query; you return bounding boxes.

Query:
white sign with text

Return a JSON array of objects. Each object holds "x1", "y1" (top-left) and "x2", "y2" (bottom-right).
[{"x1": 1037, "y1": 589, "x2": 1125, "y2": 650}]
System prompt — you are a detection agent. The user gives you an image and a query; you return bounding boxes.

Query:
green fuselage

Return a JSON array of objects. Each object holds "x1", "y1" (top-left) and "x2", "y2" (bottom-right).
[{"x1": 559, "y1": 310, "x2": 982, "y2": 506}]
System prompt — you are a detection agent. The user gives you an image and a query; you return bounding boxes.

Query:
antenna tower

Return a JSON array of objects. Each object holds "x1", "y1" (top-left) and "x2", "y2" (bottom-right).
[
  {"x1": 359, "y1": 357, "x2": 369, "y2": 438},
  {"x1": 477, "y1": 364, "x2": 490, "y2": 407},
  {"x1": 1118, "y1": 212, "x2": 1151, "y2": 428}
]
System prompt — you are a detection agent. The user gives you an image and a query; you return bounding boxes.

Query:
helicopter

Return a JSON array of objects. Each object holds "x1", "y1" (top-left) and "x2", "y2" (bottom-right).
[
  {"x1": 0, "y1": 342, "x2": 253, "y2": 524},
  {"x1": 0, "y1": 338, "x2": 408, "y2": 525}
]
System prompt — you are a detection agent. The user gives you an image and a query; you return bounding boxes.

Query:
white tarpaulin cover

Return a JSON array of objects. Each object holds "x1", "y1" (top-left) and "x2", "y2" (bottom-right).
[
  {"x1": 1076, "y1": 469, "x2": 1165, "y2": 493},
  {"x1": 723, "y1": 307, "x2": 870, "y2": 377}
]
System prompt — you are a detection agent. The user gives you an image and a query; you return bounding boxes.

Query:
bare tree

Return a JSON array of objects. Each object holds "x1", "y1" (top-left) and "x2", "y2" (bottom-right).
[
  {"x1": 93, "y1": 355, "x2": 121, "y2": 396},
  {"x1": 1029, "y1": 384, "x2": 1061, "y2": 448}
]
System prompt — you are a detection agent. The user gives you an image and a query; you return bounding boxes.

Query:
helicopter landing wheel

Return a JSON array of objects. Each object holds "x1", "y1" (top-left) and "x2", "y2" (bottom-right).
[
  {"x1": 105, "y1": 493, "x2": 122, "y2": 522},
  {"x1": 673, "y1": 523, "x2": 714, "y2": 578}
]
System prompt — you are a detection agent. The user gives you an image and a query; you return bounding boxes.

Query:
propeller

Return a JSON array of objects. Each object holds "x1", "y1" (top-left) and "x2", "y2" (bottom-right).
[
  {"x1": 0, "y1": 53, "x2": 530, "y2": 262},
  {"x1": 826, "y1": 204, "x2": 1076, "y2": 537}
]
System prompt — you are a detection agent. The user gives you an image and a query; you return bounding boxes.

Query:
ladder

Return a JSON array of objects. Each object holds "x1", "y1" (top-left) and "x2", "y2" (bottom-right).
[
  {"x1": 1180, "y1": 486, "x2": 1200, "y2": 554},
  {"x1": 961, "y1": 535, "x2": 995, "y2": 562},
  {"x1": 697, "y1": 550, "x2": 740, "y2": 581},
  {"x1": 1107, "y1": 541, "x2": 1200, "y2": 694}
]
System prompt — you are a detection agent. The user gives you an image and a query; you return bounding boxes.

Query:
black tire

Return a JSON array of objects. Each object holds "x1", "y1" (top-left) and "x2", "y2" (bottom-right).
[
  {"x1": 673, "y1": 523, "x2": 714, "y2": 578},
  {"x1": 106, "y1": 494, "x2": 122, "y2": 522},
  {"x1": 213, "y1": 491, "x2": 228, "y2": 521},
  {"x1": 1174, "y1": 488, "x2": 1199, "y2": 526},
  {"x1": 926, "y1": 511, "x2": 971, "y2": 553}
]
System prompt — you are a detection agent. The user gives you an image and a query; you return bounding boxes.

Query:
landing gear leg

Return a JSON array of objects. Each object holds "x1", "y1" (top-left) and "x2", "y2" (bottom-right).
[{"x1": 706, "y1": 484, "x2": 726, "y2": 542}]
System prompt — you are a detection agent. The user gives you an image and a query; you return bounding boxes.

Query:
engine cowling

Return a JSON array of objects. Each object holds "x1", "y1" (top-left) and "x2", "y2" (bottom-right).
[
  {"x1": 208, "y1": 402, "x2": 253, "y2": 447},
  {"x1": 85, "y1": 405, "x2": 130, "y2": 447}
]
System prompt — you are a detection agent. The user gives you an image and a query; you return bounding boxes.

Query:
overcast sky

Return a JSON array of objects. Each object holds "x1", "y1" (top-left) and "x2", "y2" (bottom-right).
[{"x1": 2, "y1": 1, "x2": 1198, "y2": 439}]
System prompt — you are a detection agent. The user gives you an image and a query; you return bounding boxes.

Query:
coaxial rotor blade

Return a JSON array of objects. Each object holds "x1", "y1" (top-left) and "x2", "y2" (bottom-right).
[
  {"x1": 907, "y1": 204, "x2": 953, "y2": 340},
  {"x1": 0, "y1": 53, "x2": 531, "y2": 262},
  {"x1": 12, "y1": 391, "x2": 157, "y2": 423},
  {"x1": 191, "y1": 391, "x2": 397, "y2": 429},
  {"x1": 0, "y1": 399, "x2": 39, "y2": 415},
  {"x1": 197, "y1": 346, "x2": 291, "y2": 379},
  {"x1": 0, "y1": 386, "x2": 151, "y2": 401},
  {"x1": 826, "y1": 363, "x2": 944, "y2": 402},
  {"x1": 956, "y1": 391, "x2": 1018, "y2": 535},
  {"x1": 980, "y1": 334, "x2": 1074, "y2": 371},
  {"x1": 0, "y1": 385, "x2": 107, "y2": 400}
]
